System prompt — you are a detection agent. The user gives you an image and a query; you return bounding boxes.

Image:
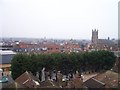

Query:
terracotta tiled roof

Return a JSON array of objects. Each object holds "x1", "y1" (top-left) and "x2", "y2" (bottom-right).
[
  {"x1": 93, "y1": 70, "x2": 118, "y2": 88},
  {"x1": 15, "y1": 71, "x2": 40, "y2": 88}
]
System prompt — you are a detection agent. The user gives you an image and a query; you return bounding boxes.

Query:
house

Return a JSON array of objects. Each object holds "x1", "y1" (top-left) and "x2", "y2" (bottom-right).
[
  {"x1": 42, "y1": 44, "x2": 61, "y2": 54},
  {"x1": 15, "y1": 71, "x2": 60, "y2": 88},
  {"x1": 0, "y1": 50, "x2": 16, "y2": 75},
  {"x1": 60, "y1": 43, "x2": 81, "y2": 53},
  {"x1": 13, "y1": 42, "x2": 42, "y2": 53},
  {"x1": 13, "y1": 42, "x2": 61, "y2": 54},
  {"x1": 15, "y1": 71, "x2": 40, "y2": 88},
  {"x1": 83, "y1": 70, "x2": 119, "y2": 88},
  {"x1": 93, "y1": 70, "x2": 119, "y2": 88}
]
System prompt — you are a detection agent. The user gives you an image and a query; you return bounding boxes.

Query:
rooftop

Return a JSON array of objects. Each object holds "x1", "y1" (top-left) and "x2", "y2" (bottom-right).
[
  {"x1": 84, "y1": 78, "x2": 105, "y2": 88},
  {"x1": 94, "y1": 70, "x2": 118, "y2": 88},
  {"x1": 0, "y1": 50, "x2": 16, "y2": 55}
]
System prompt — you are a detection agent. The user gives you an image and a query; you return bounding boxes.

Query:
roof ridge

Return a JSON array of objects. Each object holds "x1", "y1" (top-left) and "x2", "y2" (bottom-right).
[{"x1": 92, "y1": 78, "x2": 105, "y2": 85}]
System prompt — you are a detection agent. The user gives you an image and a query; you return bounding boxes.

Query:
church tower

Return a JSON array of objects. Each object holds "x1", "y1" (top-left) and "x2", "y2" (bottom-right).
[{"x1": 92, "y1": 29, "x2": 98, "y2": 44}]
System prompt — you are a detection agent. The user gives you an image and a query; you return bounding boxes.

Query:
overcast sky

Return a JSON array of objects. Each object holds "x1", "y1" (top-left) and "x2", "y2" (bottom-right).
[{"x1": 0, "y1": 0, "x2": 119, "y2": 39}]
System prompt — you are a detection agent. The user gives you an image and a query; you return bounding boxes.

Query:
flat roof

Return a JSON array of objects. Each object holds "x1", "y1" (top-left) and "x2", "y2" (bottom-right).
[{"x1": 0, "y1": 50, "x2": 16, "y2": 55}]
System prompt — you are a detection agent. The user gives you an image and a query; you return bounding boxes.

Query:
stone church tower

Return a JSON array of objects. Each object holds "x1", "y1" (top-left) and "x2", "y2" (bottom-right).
[{"x1": 92, "y1": 29, "x2": 98, "y2": 44}]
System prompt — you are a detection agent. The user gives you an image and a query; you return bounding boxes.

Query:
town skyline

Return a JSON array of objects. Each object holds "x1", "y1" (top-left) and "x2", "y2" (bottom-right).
[
  {"x1": 1, "y1": 0, "x2": 119, "y2": 39},
  {"x1": 1, "y1": 28, "x2": 118, "y2": 40},
  {"x1": 1, "y1": 0, "x2": 120, "y2": 87}
]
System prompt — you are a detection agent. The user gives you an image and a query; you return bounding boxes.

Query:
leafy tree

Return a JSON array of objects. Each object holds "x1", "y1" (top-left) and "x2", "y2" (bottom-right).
[
  {"x1": 11, "y1": 50, "x2": 116, "y2": 80},
  {"x1": 11, "y1": 54, "x2": 31, "y2": 79}
]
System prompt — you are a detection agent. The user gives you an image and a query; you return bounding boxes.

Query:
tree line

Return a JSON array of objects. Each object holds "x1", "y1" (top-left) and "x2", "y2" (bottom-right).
[{"x1": 11, "y1": 50, "x2": 116, "y2": 80}]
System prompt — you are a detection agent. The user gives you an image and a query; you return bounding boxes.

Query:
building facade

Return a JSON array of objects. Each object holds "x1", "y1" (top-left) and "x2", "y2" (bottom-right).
[{"x1": 0, "y1": 50, "x2": 16, "y2": 75}]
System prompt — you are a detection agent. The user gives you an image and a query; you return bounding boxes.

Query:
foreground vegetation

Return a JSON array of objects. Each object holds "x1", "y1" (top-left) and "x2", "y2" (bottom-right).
[{"x1": 11, "y1": 50, "x2": 116, "y2": 80}]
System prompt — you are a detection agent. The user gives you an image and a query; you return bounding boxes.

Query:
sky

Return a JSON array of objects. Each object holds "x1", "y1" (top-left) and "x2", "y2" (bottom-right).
[{"x1": 0, "y1": 0, "x2": 119, "y2": 40}]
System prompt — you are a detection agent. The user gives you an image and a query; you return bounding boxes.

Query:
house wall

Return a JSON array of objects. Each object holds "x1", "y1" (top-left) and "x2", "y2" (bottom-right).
[{"x1": 0, "y1": 64, "x2": 11, "y2": 76}]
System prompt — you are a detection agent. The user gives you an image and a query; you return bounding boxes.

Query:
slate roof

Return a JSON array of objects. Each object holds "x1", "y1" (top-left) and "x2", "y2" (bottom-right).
[
  {"x1": 1, "y1": 54, "x2": 15, "y2": 64},
  {"x1": 84, "y1": 78, "x2": 105, "y2": 88},
  {"x1": 98, "y1": 39, "x2": 115, "y2": 46},
  {"x1": 0, "y1": 50, "x2": 16, "y2": 64}
]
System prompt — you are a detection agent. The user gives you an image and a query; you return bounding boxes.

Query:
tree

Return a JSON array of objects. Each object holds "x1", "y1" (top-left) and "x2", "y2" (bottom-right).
[
  {"x1": 11, "y1": 54, "x2": 31, "y2": 80},
  {"x1": 11, "y1": 50, "x2": 116, "y2": 80}
]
